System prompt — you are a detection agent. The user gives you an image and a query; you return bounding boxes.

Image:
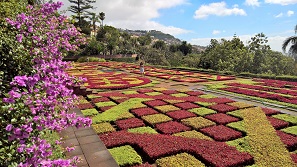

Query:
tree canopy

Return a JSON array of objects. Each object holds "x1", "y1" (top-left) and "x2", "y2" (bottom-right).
[{"x1": 68, "y1": 0, "x2": 95, "y2": 28}]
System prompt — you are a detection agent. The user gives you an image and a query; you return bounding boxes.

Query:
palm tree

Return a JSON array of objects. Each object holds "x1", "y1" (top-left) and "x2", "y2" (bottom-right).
[
  {"x1": 99, "y1": 12, "x2": 105, "y2": 27},
  {"x1": 282, "y1": 25, "x2": 297, "y2": 60},
  {"x1": 89, "y1": 12, "x2": 100, "y2": 32}
]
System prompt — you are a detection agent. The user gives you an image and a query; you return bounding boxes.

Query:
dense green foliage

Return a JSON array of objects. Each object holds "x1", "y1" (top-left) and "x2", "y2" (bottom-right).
[
  {"x1": 200, "y1": 34, "x2": 296, "y2": 75},
  {"x1": 0, "y1": 0, "x2": 31, "y2": 97},
  {"x1": 77, "y1": 56, "x2": 106, "y2": 62},
  {"x1": 108, "y1": 145, "x2": 142, "y2": 166},
  {"x1": 68, "y1": 0, "x2": 95, "y2": 28},
  {"x1": 92, "y1": 27, "x2": 297, "y2": 76}
]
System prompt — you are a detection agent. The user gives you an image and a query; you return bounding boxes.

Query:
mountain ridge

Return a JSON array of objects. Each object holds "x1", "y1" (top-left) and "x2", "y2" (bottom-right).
[{"x1": 118, "y1": 29, "x2": 206, "y2": 52}]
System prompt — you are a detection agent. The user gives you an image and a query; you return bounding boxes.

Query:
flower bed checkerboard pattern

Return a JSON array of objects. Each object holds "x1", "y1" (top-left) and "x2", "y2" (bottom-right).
[
  {"x1": 218, "y1": 79, "x2": 297, "y2": 106},
  {"x1": 67, "y1": 63, "x2": 153, "y2": 89},
  {"x1": 76, "y1": 87, "x2": 297, "y2": 166},
  {"x1": 72, "y1": 62, "x2": 236, "y2": 83}
]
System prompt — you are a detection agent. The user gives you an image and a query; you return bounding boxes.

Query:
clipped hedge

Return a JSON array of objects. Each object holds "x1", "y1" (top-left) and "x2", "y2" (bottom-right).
[
  {"x1": 95, "y1": 101, "x2": 117, "y2": 108},
  {"x1": 142, "y1": 114, "x2": 172, "y2": 125},
  {"x1": 92, "y1": 122, "x2": 115, "y2": 134},
  {"x1": 194, "y1": 102, "x2": 216, "y2": 107},
  {"x1": 77, "y1": 56, "x2": 106, "y2": 63},
  {"x1": 199, "y1": 94, "x2": 217, "y2": 99},
  {"x1": 128, "y1": 127, "x2": 158, "y2": 134},
  {"x1": 227, "y1": 121, "x2": 246, "y2": 133},
  {"x1": 92, "y1": 98, "x2": 148, "y2": 123},
  {"x1": 281, "y1": 126, "x2": 297, "y2": 136},
  {"x1": 108, "y1": 145, "x2": 142, "y2": 166},
  {"x1": 272, "y1": 114, "x2": 297, "y2": 124},
  {"x1": 205, "y1": 113, "x2": 240, "y2": 125},
  {"x1": 188, "y1": 107, "x2": 217, "y2": 116},
  {"x1": 81, "y1": 108, "x2": 98, "y2": 116},
  {"x1": 156, "y1": 153, "x2": 206, "y2": 167},
  {"x1": 145, "y1": 92, "x2": 163, "y2": 96},
  {"x1": 226, "y1": 137, "x2": 252, "y2": 153},
  {"x1": 155, "y1": 121, "x2": 191, "y2": 134},
  {"x1": 173, "y1": 102, "x2": 199, "y2": 110},
  {"x1": 181, "y1": 117, "x2": 216, "y2": 130},
  {"x1": 241, "y1": 107, "x2": 295, "y2": 166},
  {"x1": 227, "y1": 101, "x2": 254, "y2": 109},
  {"x1": 154, "y1": 105, "x2": 180, "y2": 113},
  {"x1": 170, "y1": 93, "x2": 189, "y2": 97},
  {"x1": 173, "y1": 130, "x2": 213, "y2": 140}
]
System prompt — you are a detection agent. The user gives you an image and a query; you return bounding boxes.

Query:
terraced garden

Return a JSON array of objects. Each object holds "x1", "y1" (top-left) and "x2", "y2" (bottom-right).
[{"x1": 68, "y1": 62, "x2": 297, "y2": 167}]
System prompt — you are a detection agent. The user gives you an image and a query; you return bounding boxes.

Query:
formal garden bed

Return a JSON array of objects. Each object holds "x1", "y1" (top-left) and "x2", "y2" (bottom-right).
[
  {"x1": 206, "y1": 78, "x2": 297, "y2": 109},
  {"x1": 77, "y1": 87, "x2": 297, "y2": 167},
  {"x1": 67, "y1": 62, "x2": 156, "y2": 89},
  {"x1": 67, "y1": 62, "x2": 236, "y2": 86}
]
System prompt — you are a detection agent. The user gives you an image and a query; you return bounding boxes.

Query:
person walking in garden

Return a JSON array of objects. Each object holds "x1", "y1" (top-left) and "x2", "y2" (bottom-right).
[{"x1": 140, "y1": 61, "x2": 145, "y2": 76}]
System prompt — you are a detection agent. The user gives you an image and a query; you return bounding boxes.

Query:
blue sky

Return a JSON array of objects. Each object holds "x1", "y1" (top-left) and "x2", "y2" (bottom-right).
[{"x1": 55, "y1": 0, "x2": 297, "y2": 52}]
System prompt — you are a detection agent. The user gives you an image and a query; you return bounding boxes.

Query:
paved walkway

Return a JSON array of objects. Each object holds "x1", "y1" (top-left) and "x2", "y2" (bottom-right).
[{"x1": 60, "y1": 108, "x2": 119, "y2": 167}]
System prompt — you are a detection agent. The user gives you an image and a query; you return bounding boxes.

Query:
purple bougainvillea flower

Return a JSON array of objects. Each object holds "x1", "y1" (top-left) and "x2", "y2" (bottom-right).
[
  {"x1": 16, "y1": 34, "x2": 23, "y2": 42},
  {"x1": 5, "y1": 124, "x2": 13, "y2": 131}
]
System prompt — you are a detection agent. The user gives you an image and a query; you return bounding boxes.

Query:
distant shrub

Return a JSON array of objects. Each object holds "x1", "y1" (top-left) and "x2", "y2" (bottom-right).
[
  {"x1": 77, "y1": 56, "x2": 106, "y2": 62},
  {"x1": 109, "y1": 57, "x2": 136, "y2": 63},
  {"x1": 276, "y1": 75, "x2": 297, "y2": 82}
]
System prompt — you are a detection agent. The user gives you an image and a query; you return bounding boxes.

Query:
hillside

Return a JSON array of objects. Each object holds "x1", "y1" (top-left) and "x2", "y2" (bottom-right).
[{"x1": 119, "y1": 29, "x2": 206, "y2": 51}]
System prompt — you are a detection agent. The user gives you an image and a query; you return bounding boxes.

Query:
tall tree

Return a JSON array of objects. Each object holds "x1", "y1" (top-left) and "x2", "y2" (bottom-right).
[
  {"x1": 178, "y1": 41, "x2": 192, "y2": 55},
  {"x1": 99, "y1": 12, "x2": 105, "y2": 27},
  {"x1": 248, "y1": 33, "x2": 271, "y2": 73},
  {"x1": 68, "y1": 0, "x2": 96, "y2": 28},
  {"x1": 89, "y1": 12, "x2": 99, "y2": 32},
  {"x1": 282, "y1": 25, "x2": 297, "y2": 60},
  {"x1": 152, "y1": 40, "x2": 166, "y2": 50},
  {"x1": 138, "y1": 34, "x2": 152, "y2": 46}
]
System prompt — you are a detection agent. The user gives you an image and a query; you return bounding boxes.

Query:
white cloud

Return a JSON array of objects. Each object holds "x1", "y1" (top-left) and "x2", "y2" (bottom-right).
[
  {"x1": 287, "y1": 10, "x2": 294, "y2": 16},
  {"x1": 108, "y1": 20, "x2": 191, "y2": 36},
  {"x1": 194, "y1": 2, "x2": 246, "y2": 19},
  {"x1": 190, "y1": 34, "x2": 290, "y2": 52},
  {"x1": 265, "y1": 0, "x2": 297, "y2": 5},
  {"x1": 54, "y1": 0, "x2": 190, "y2": 36},
  {"x1": 212, "y1": 30, "x2": 221, "y2": 35},
  {"x1": 274, "y1": 11, "x2": 294, "y2": 18},
  {"x1": 275, "y1": 13, "x2": 284, "y2": 18},
  {"x1": 233, "y1": 4, "x2": 239, "y2": 8},
  {"x1": 245, "y1": 0, "x2": 260, "y2": 7}
]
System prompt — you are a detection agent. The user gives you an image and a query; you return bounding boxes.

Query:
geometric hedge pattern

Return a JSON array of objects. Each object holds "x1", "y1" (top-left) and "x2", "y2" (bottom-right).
[
  {"x1": 71, "y1": 62, "x2": 297, "y2": 167},
  {"x1": 77, "y1": 87, "x2": 297, "y2": 167}
]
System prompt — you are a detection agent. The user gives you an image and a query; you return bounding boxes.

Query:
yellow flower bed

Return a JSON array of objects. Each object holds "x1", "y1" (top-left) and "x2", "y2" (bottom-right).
[
  {"x1": 92, "y1": 98, "x2": 149, "y2": 123},
  {"x1": 199, "y1": 94, "x2": 217, "y2": 99},
  {"x1": 122, "y1": 90, "x2": 139, "y2": 95},
  {"x1": 188, "y1": 107, "x2": 217, "y2": 116},
  {"x1": 241, "y1": 107, "x2": 295, "y2": 167},
  {"x1": 154, "y1": 105, "x2": 180, "y2": 113},
  {"x1": 92, "y1": 122, "x2": 115, "y2": 134},
  {"x1": 163, "y1": 99, "x2": 184, "y2": 104},
  {"x1": 227, "y1": 101, "x2": 254, "y2": 109},
  {"x1": 181, "y1": 117, "x2": 216, "y2": 130},
  {"x1": 145, "y1": 92, "x2": 163, "y2": 96},
  {"x1": 156, "y1": 153, "x2": 206, "y2": 167},
  {"x1": 171, "y1": 93, "x2": 189, "y2": 97},
  {"x1": 173, "y1": 130, "x2": 213, "y2": 140},
  {"x1": 194, "y1": 102, "x2": 216, "y2": 107},
  {"x1": 142, "y1": 114, "x2": 172, "y2": 125},
  {"x1": 153, "y1": 87, "x2": 168, "y2": 91}
]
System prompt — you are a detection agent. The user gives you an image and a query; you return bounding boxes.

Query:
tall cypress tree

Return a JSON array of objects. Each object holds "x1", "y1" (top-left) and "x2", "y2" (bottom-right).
[{"x1": 68, "y1": 0, "x2": 96, "y2": 28}]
